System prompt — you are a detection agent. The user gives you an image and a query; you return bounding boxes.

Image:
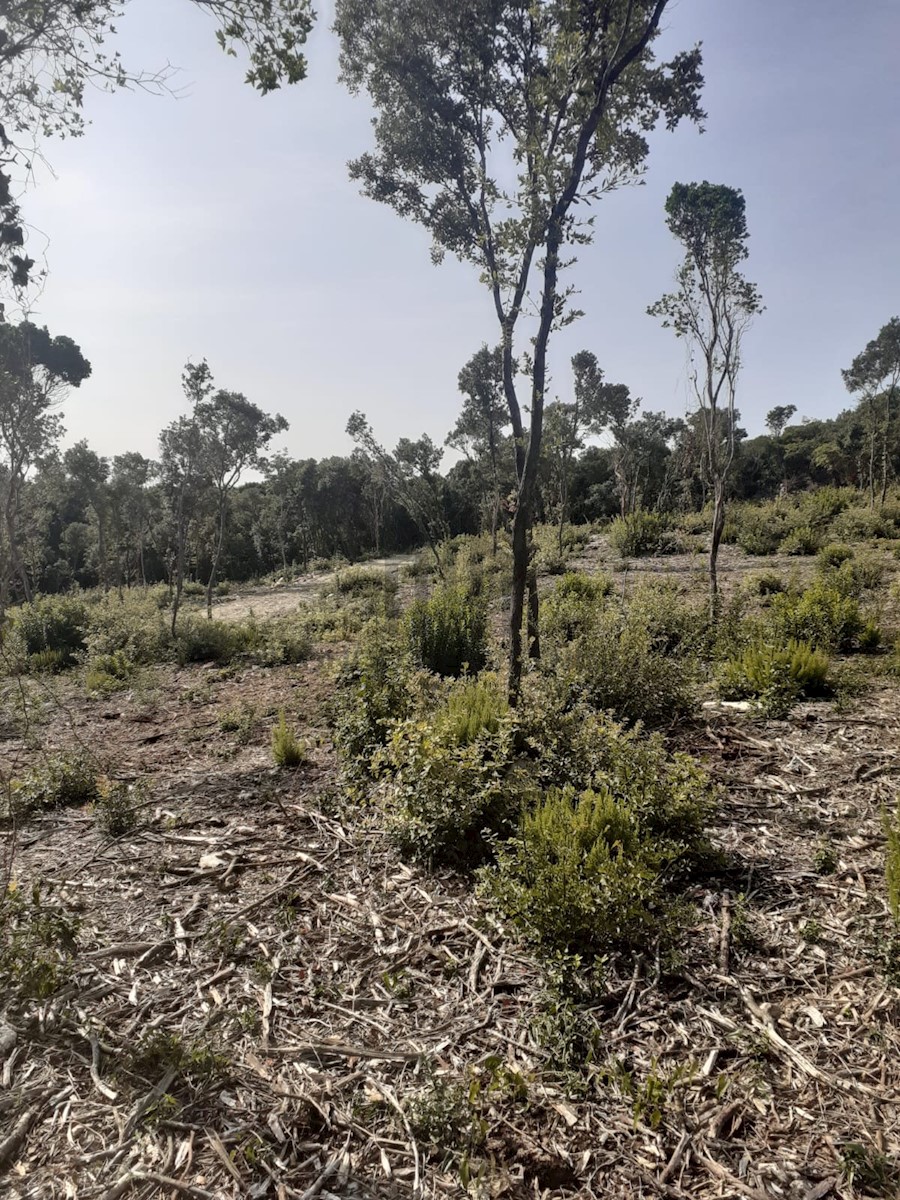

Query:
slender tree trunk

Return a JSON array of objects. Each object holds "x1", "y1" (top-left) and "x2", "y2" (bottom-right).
[
  {"x1": 171, "y1": 485, "x2": 187, "y2": 636},
  {"x1": 880, "y1": 388, "x2": 892, "y2": 507},
  {"x1": 97, "y1": 510, "x2": 109, "y2": 592},
  {"x1": 206, "y1": 494, "x2": 228, "y2": 619},
  {"x1": 709, "y1": 476, "x2": 726, "y2": 617},
  {"x1": 5, "y1": 485, "x2": 31, "y2": 604},
  {"x1": 508, "y1": 501, "x2": 529, "y2": 702},
  {"x1": 868, "y1": 395, "x2": 877, "y2": 508},
  {"x1": 527, "y1": 552, "x2": 540, "y2": 660}
]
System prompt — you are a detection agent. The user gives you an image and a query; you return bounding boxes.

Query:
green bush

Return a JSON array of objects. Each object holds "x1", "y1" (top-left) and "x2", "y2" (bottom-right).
[
  {"x1": 174, "y1": 617, "x2": 251, "y2": 664},
  {"x1": 334, "y1": 566, "x2": 398, "y2": 598},
  {"x1": 13, "y1": 595, "x2": 90, "y2": 669},
  {"x1": 379, "y1": 696, "x2": 521, "y2": 866},
  {"x1": 547, "y1": 607, "x2": 695, "y2": 726},
  {"x1": 779, "y1": 525, "x2": 821, "y2": 556},
  {"x1": 541, "y1": 573, "x2": 612, "y2": 643},
  {"x1": 85, "y1": 650, "x2": 135, "y2": 693},
  {"x1": 770, "y1": 580, "x2": 869, "y2": 652},
  {"x1": 249, "y1": 613, "x2": 314, "y2": 665},
  {"x1": 271, "y1": 710, "x2": 306, "y2": 768},
  {"x1": 484, "y1": 727, "x2": 714, "y2": 962},
  {"x1": 331, "y1": 618, "x2": 415, "y2": 775},
  {"x1": 718, "y1": 640, "x2": 830, "y2": 716},
  {"x1": 831, "y1": 506, "x2": 894, "y2": 542},
  {"x1": 437, "y1": 674, "x2": 507, "y2": 746},
  {"x1": 732, "y1": 506, "x2": 788, "y2": 556},
  {"x1": 817, "y1": 543, "x2": 854, "y2": 569},
  {"x1": 608, "y1": 511, "x2": 679, "y2": 557},
  {"x1": 745, "y1": 571, "x2": 787, "y2": 597},
  {"x1": 85, "y1": 593, "x2": 172, "y2": 665},
  {"x1": 625, "y1": 580, "x2": 709, "y2": 657},
  {"x1": 405, "y1": 585, "x2": 487, "y2": 677},
  {"x1": 95, "y1": 778, "x2": 142, "y2": 837},
  {"x1": 796, "y1": 486, "x2": 856, "y2": 526},
  {"x1": 9, "y1": 751, "x2": 98, "y2": 818}
]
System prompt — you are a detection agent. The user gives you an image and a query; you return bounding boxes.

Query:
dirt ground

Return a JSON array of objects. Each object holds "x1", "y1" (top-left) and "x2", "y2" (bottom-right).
[
  {"x1": 212, "y1": 557, "x2": 415, "y2": 624},
  {"x1": 3, "y1": 546, "x2": 900, "y2": 1198}
]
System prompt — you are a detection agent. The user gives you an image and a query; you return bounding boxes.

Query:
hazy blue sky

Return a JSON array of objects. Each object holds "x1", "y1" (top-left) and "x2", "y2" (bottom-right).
[{"x1": 20, "y1": 0, "x2": 900, "y2": 466}]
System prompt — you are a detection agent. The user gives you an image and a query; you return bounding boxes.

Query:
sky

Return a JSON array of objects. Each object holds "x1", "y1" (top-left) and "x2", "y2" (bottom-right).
[{"x1": 17, "y1": 0, "x2": 900, "y2": 467}]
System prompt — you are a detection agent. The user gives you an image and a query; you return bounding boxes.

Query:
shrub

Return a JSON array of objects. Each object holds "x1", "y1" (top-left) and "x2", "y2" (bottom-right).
[
  {"x1": 438, "y1": 674, "x2": 507, "y2": 746},
  {"x1": 884, "y1": 805, "x2": 900, "y2": 926},
  {"x1": 625, "y1": 580, "x2": 710, "y2": 657},
  {"x1": 779, "y1": 525, "x2": 821, "y2": 556},
  {"x1": 484, "y1": 729, "x2": 714, "y2": 963},
  {"x1": 832, "y1": 556, "x2": 886, "y2": 596},
  {"x1": 218, "y1": 702, "x2": 257, "y2": 744},
  {"x1": 817, "y1": 543, "x2": 854, "y2": 569},
  {"x1": 796, "y1": 486, "x2": 856, "y2": 526},
  {"x1": 541, "y1": 572, "x2": 612, "y2": 643},
  {"x1": 334, "y1": 566, "x2": 398, "y2": 598},
  {"x1": 718, "y1": 640, "x2": 830, "y2": 716},
  {"x1": 250, "y1": 613, "x2": 314, "y2": 665},
  {"x1": 728, "y1": 503, "x2": 789, "y2": 556},
  {"x1": 831, "y1": 506, "x2": 894, "y2": 542},
  {"x1": 174, "y1": 617, "x2": 250, "y2": 664},
  {"x1": 271, "y1": 710, "x2": 306, "y2": 768},
  {"x1": 331, "y1": 619, "x2": 414, "y2": 774},
  {"x1": 405, "y1": 585, "x2": 487, "y2": 677},
  {"x1": 379, "y1": 698, "x2": 521, "y2": 867},
  {"x1": 85, "y1": 650, "x2": 136, "y2": 693},
  {"x1": 10, "y1": 751, "x2": 98, "y2": 818},
  {"x1": 14, "y1": 595, "x2": 89, "y2": 669},
  {"x1": 770, "y1": 581, "x2": 869, "y2": 652},
  {"x1": 607, "y1": 511, "x2": 679, "y2": 557},
  {"x1": 745, "y1": 571, "x2": 787, "y2": 597},
  {"x1": 547, "y1": 607, "x2": 695, "y2": 726},
  {"x1": 95, "y1": 778, "x2": 142, "y2": 837},
  {"x1": 0, "y1": 882, "x2": 80, "y2": 1001},
  {"x1": 85, "y1": 593, "x2": 171, "y2": 665}
]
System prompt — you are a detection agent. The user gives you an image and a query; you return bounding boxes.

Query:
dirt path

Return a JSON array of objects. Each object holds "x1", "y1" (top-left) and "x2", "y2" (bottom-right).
[{"x1": 212, "y1": 554, "x2": 416, "y2": 622}]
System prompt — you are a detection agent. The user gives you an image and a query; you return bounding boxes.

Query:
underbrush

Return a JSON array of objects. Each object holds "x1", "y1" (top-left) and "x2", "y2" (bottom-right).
[
  {"x1": 6, "y1": 751, "x2": 99, "y2": 821},
  {"x1": 405, "y1": 584, "x2": 487, "y2": 677},
  {"x1": 718, "y1": 640, "x2": 831, "y2": 716},
  {"x1": 608, "y1": 511, "x2": 682, "y2": 557}
]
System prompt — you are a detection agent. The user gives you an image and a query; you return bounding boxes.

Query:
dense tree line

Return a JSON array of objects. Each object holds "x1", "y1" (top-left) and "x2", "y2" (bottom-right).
[{"x1": 1, "y1": 316, "x2": 899, "y2": 608}]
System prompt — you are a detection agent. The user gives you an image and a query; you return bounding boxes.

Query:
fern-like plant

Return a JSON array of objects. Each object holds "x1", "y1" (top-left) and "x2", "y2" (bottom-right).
[{"x1": 271, "y1": 711, "x2": 306, "y2": 768}]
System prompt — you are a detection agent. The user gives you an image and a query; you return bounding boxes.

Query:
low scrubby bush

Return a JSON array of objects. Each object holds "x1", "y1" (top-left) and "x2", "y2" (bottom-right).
[
  {"x1": 831, "y1": 506, "x2": 895, "y2": 542},
  {"x1": 13, "y1": 595, "x2": 89, "y2": 670},
  {"x1": 608, "y1": 511, "x2": 679, "y2": 557},
  {"x1": 174, "y1": 617, "x2": 251, "y2": 664},
  {"x1": 334, "y1": 566, "x2": 398, "y2": 598},
  {"x1": 546, "y1": 607, "x2": 695, "y2": 726},
  {"x1": 379, "y1": 685, "x2": 520, "y2": 866},
  {"x1": 745, "y1": 571, "x2": 787, "y2": 597},
  {"x1": 626, "y1": 580, "x2": 709, "y2": 657},
  {"x1": 271, "y1": 710, "x2": 306, "y2": 767},
  {"x1": 541, "y1": 572, "x2": 612, "y2": 643},
  {"x1": 331, "y1": 618, "x2": 415, "y2": 775},
  {"x1": 484, "y1": 718, "x2": 715, "y2": 962},
  {"x1": 718, "y1": 640, "x2": 830, "y2": 716},
  {"x1": 817, "y1": 543, "x2": 854, "y2": 569},
  {"x1": 770, "y1": 580, "x2": 870, "y2": 652},
  {"x1": 9, "y1": 751, "x2": 98, "y2": 819},
  {"x1": 780, "y1": 525, "x2": 821, "y2": 556},
  {"x1": 85, "y1": 650, "x2": 136, "y2": 693},
  {"x1": 405, "y1": 585, "x2": 487, "y2": 677}
]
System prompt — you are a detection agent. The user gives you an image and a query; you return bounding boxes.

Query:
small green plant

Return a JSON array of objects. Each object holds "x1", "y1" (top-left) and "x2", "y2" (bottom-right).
[
  {"x1": 817, "y1": 542, "x2": 854, "y2": 569},
  {"x1": 745, "y1": 571, "x2": 787, "y2": 597},
  {"x1": 718, "y1": 640, "x2": 830, "y2": 716},
  {"x1": 271, "y1": 710, "x2": 306, "y2": 768},
  {"x1": 404, "y1": 584, "x2": 487, "y2": 677},
  {"x1": 218, "y1": 702, "x2": 257, "y2": 744},
  {"x1": 175, "y1": 617, "x2": 251, "y2": 665},
  {"x1": 771, "y1": 580, "x2": 869, "y2": 652},
  {"x1": 841, "y1": 1142, "x2": 900, "y2": 1196},
  {"x1": 799, "y1": 919, "x2": 822, "y2": 944},
  {"x1": 0, "y1": 881, "x2": 80, "y2": 1001},
  {"x1": 405, "y1": 1070, "x2": 487, "y2": 1161},
  {"x1": 779, "y1": 524, "x2": 821, "y2": 556},
  {"x1": 128, "y1": 1029, "x2": 229, "y2": 1094},
  {"x1": 331, "y1": 618, "x2": 414, "y2": 777},
  {"x1": 813, "y1": 840, "x2": 838, "y2": 876},
  {"x1": 85, "y1": 650, "x2": 136, "y2": 693},
  {"x1": 95, "y1": 778, "x2": 143, "y2": 837},
  {"x1": 438, "y1": 674, "x2": 507, "y2": 745},
  {"x1": 884, "y1": 805, "x2": 900, "y2": 926}
]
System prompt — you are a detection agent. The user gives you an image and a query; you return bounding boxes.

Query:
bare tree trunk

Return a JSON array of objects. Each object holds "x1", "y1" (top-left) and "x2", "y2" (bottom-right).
[
  {"x1": 881, "y1": 388, "x2": 892, "y2": 507},
  {"x1": 508, "y1": 501, "x2": 529, "y2": 702},
  {"x1": 171, "y1": 486, "x2": 187, "y2": 636},
  {"x1": 709, "y1": 477, "x2": 726, "y2": 617},
  {"x1": 526, "y1": 552, "x2": 540, "y2": 660},
  {"x1": 206, "y1": 495, "x2": 227, "y2": 619}
]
